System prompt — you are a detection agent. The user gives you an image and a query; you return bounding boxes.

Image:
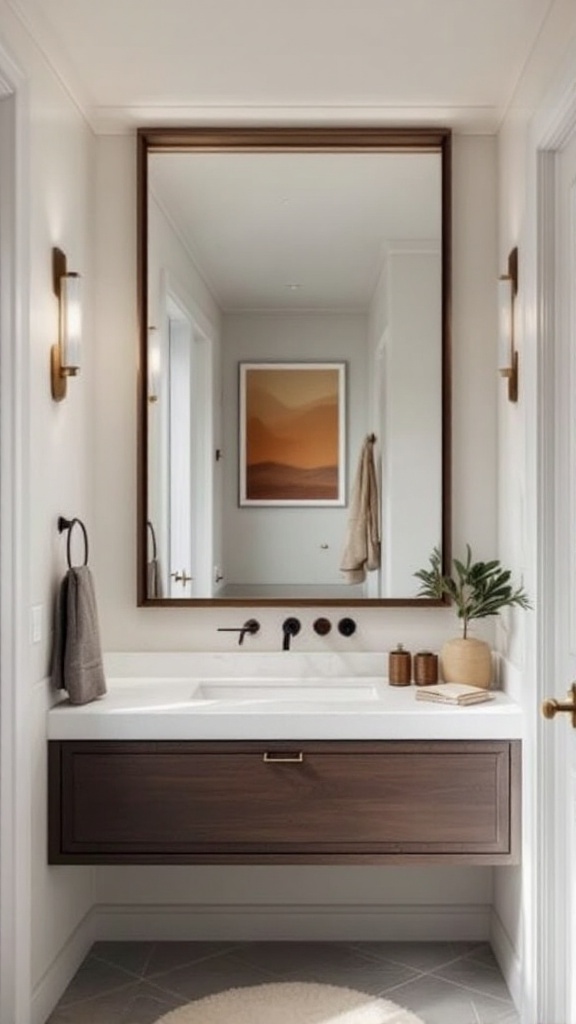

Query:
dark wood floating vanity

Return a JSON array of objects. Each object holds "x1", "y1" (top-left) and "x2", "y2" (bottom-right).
[{"x1": 48, "y1": 739, "x2": 520, "y2": 865}]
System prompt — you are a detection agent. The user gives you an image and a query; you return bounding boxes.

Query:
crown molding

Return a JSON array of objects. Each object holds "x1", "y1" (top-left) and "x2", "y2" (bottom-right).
[
  {"x1": 92, "y1": 103, "x2": 500, "y2": 136},
  {"x1": 6, "y1": 0, "x2": 95, "y2": 128},
  {"x1": 6, "y1": 2, "x2": 502, "y2": 137}
]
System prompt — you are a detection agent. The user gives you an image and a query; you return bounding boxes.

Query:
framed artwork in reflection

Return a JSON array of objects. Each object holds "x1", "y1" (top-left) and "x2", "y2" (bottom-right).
[{"x1": 239, "y1": 362, "x2": 346, "y2": 506}]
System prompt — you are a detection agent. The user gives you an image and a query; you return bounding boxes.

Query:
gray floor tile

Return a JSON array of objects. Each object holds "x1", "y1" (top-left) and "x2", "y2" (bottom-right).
[
  {"x1": 463, "y1": 945, "x2": 502, "y2": 969},
  {"x1": 432, "y1": 955, "x2": 514, "y2": 1003},
  {"x1": 46, "y1": 939, "x2": 520, "y2": 1024},
  {"x1": 91, "y1": 943, "x2": 155, "y2": 978},
  {"x1": 91, "y1": 940, "x2": 238, "y2": 980},
  {"x1": 146, "y1": 951, "x2": 278, "y2": 1002},
  {"x1": 117, "y1": 983, "x2": 186, "y2": 1024},
  {"x1": 350, "y1": 940, "x2": 487, "y2": 972},
  {"x1": 387, "y1": 974, "x2": 516, "y2": 1024},
  {"x1": 230, "y1": 940, "x2": 420, "y2": 993},
  {"x1": 46, "y1": 979, "x2": 182, "y2": 1023},
  {"x1": 145, "y1": 942, "x2": 240, "y2": 978},
  {"x1": 57, "y1": 956, "x2": 136, "y2": 1006}
]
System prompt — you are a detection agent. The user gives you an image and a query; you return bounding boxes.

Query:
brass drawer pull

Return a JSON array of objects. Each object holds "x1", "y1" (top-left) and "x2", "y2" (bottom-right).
[{"x1": 263, "y1": 752, "x2": 304, "y2": 763}]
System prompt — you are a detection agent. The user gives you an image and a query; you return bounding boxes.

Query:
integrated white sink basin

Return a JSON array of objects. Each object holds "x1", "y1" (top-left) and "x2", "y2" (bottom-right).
[
  {"x1": 47, "y1": 653, "x2": 524, "y2": 741},
  {"x1": 190, "y1": 679, "x2": 380, "y2": 703}
]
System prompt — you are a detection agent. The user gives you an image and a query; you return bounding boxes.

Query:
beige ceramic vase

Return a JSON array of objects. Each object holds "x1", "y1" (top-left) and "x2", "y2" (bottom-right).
[{"x1": 440, "y1": 637, "x2": 492, "y2": 689}]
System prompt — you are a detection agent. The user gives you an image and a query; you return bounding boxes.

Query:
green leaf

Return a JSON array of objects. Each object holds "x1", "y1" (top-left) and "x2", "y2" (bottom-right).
[{"x1": 413, "y1": 545, "x2": 532, "y2": 636}]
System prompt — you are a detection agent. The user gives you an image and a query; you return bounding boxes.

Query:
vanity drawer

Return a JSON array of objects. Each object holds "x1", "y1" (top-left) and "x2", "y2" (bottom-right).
[{"x1": 48, "y1": 740, "x2": 520, "y2": 865}]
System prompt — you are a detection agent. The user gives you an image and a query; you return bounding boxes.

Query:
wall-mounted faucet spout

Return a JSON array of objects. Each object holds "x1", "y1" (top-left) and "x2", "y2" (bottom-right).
[
  {"x1": 282, "y1": 617, "x2": 301, "y2": 651},
  {"x1": 217, "y1": 618, "x2": 260, "y2": 646}
]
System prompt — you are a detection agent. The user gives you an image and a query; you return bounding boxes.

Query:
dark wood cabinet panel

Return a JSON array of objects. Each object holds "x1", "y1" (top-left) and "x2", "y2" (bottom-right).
[{"x1": 48, "y1": 740, "x2": 520, "y2": 864}]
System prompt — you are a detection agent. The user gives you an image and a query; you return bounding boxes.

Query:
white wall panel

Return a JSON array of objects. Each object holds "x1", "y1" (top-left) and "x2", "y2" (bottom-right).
[
  {"x1": 93, "y1": 133, "x2": 498, "y2": 653},
  {"x1": 0, "y1": 0, "x2": 98, "y2": 1007}
]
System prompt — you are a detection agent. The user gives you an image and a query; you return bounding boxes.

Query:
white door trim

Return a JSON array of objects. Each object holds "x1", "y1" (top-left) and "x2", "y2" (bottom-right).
[
  {"x1": 0, "y1": 37, "x2": 32, "y2": 1024},
  {"x1": 528, "y1": 71, "x2": 576, "y2": 1023}
]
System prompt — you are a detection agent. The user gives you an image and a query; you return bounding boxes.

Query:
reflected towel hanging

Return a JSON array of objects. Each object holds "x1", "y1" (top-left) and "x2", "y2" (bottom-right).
[
  {"x1": 146, "y1": 520, "x2": 163, "y2": 599},
  {"x1": 340, "y1": 434, "x2": 381, "y2": 584}
]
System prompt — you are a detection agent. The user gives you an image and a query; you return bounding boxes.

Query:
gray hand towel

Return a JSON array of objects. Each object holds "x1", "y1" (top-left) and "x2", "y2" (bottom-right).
[{"x1": 51, "y1": 566, "x2": 107, "y2": 704}]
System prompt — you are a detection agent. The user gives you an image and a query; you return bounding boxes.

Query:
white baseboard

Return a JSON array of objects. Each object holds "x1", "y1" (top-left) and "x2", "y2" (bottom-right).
[
  {"x1": 92, "y1": 901, "x2": 491, "y2": 942},
  {"x1": 490, "y1": 908, "x2": 522, "y2": 1011},
  {"x1": 31, "y1": 909, "x2": 97, "y2": 1024}
]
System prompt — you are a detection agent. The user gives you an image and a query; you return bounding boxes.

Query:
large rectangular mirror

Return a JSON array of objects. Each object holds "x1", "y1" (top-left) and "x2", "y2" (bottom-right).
[{"x1": 137, "y1": 127, "x2": 451, "y2": 606}]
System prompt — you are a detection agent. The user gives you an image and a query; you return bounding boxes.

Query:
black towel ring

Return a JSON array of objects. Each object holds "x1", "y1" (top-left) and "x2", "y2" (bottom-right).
[{"x1": 58, "y1": 516, "x2": 89, "y2": 569}]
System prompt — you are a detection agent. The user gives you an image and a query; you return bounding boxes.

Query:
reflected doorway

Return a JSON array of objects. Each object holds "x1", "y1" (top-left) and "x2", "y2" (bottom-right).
[{"x1": 166, "y1": 297, "x2": 213, "y2": 598}]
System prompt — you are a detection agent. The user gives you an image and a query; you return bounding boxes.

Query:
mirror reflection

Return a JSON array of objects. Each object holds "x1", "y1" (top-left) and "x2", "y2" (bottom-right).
[{"x1": 139, "y1": 128, "x2": 450, "y2": 605}]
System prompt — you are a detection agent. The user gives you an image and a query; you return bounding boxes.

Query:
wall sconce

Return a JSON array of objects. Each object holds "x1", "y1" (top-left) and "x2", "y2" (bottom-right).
[
  {"x1": 499, "y1": 246, "x2": 519, "y2": 403},
  {"x1": 51, "y1": 247, "x2": 82, "y2": 402},
  {"x1": 148, "y1": 326, "x2": 160, "y2": 403}
]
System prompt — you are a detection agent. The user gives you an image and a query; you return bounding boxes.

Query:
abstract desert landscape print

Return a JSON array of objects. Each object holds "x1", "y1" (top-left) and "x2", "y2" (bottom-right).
[{"x1": 239, "y1": 362, "x2": 346, "y2": 505}]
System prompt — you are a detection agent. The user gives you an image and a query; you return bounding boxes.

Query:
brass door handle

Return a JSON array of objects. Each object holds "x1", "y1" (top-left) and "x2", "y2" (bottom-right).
[
  {"x1": 263, "y1": 752, "x2": 304, "y2": 763},
  {"x1": 542, "y1": 682, "x2": 576, "y2": 727}
]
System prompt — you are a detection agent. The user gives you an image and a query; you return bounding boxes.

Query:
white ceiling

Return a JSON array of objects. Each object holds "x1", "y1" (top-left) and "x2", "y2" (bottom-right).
[{"x1": 8, "y1": 0, "x2": 555, "y2": 132}]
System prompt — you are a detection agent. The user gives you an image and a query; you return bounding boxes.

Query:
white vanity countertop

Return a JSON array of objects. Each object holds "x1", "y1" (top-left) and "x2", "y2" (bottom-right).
[{"x1": 47, "y1": 653, "x2": 523, "y2": 741}]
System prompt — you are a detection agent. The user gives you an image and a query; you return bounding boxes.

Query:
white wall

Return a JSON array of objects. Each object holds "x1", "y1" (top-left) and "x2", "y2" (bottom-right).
[
  {"x1": 0, "y1": 2, "x2": 98, "y2": 1019},
  {"x1": 94, "y1": 132, "x2": 498, "y2": 653},
  {"x1": 374, "y1": 249, "x2": 443, "y2": 595},
  {"x1": 94, "y1": 863, "x2": 493, "y2": 942},
  {"x1": 493, "y1": 2, "x2": 576, "y2": 1006}
]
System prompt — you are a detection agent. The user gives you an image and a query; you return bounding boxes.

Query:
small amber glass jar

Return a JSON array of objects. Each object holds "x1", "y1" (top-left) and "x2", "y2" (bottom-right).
[
  {"x1": 414, "y1": 651, "x2": 439, "y2": 686},
  {"x1": 388, "y1": 644, "x2": 412, "y2": 686}
]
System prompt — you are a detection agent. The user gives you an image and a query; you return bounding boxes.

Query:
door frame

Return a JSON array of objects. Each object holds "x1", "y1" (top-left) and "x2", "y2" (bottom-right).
[
  {"x1": 161, "y1": 270, "x2": 215, "y2": 598},
  {"x1": 0, "y1": 38, "x2": 31, "y2": 1024},
  {"x1": 528, "y1": 68, "x2": 576, "y2": 1023}
]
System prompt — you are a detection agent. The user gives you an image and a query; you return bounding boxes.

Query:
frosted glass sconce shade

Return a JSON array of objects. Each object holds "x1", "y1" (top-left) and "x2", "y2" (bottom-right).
[
  {"x1": 498, "y1": 246, "x2": 518, "y2": 403},
  {"x1": 148, "y1": 326, "x2": 160, "y2": 403},
  {"x1": 51, "y1": 247, "x2": 82, "y2": 402}
]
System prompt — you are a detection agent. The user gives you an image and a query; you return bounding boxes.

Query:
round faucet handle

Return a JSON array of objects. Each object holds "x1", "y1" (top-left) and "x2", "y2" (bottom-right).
[
  {"x1": 338, "y1": 617, "x2": 357, "y2": 637},
  {"x1": 282, "y1": 617, "x2": 301, "y2": 636},
  {"x1": 242, "y1": 618, "x2": 260, "y2": 637},
  {"x1": 281, "y1": 617, "x2": 301, "y2": 650},
  {"x1": 313, "y1": 617, "x2": 332, "y2": 636}
]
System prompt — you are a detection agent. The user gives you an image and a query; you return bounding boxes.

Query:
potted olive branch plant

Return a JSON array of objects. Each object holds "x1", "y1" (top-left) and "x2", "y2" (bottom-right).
[{"x1": 414, "y1": 546, "x2": 531, "y2": 688}]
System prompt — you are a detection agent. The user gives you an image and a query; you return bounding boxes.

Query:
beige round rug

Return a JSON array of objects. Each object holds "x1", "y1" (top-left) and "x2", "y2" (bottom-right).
[{"x1": 155, "y1": 981, "x2": 425, "y2": 1024}]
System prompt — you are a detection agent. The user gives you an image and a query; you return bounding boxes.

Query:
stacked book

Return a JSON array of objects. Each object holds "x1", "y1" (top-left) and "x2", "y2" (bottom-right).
[{"x1": 415, "y1": 682, "x2": 495, "y2": 706}]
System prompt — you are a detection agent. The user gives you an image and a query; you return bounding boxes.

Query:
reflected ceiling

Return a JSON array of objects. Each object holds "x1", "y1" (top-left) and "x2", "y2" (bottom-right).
[{"x1": 149, "y1": 152, "x2": 441, "y2": 310}]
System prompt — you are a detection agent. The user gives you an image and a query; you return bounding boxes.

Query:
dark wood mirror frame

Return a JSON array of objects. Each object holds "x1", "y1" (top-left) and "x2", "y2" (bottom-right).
[{"x1": 137, "y1": 126, "x2": 451, "y2": 607}]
